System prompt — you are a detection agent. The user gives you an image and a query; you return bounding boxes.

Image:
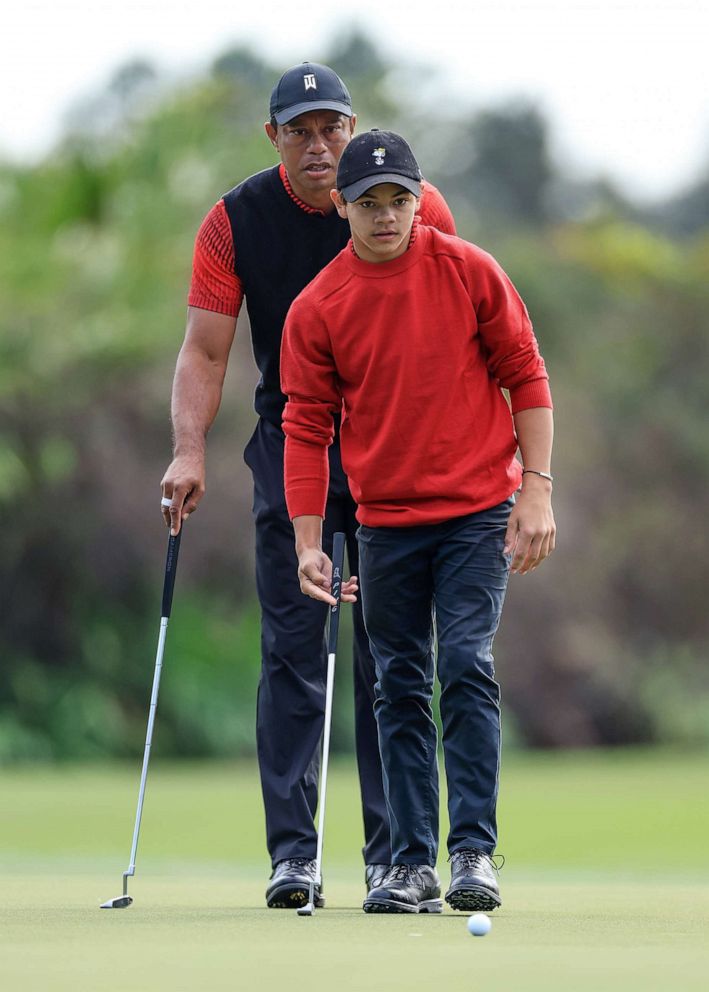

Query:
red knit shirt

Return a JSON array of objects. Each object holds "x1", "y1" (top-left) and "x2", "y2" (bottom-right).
[
  {"x1": 187, "y1": 164, "x2": 456, "y2": 315},
  {"x1": 281, "y1": 222, "x2": 553, "y2": 528}
]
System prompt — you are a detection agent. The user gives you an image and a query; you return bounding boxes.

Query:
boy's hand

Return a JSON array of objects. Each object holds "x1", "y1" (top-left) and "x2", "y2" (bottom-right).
[
  {"x1": 297, "y1": 547, "x2": 359, "y2": 605},
  {"x1": 504, "y1": 478, "x2": 556, "y2": 575}
]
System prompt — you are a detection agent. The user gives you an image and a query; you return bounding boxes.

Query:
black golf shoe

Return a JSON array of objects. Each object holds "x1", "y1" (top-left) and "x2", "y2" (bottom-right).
[
  {"x1": 266, "y1": 857, "x2": 325, "y2": 909},
  {"x1": 363, "y1": 864, "x2": 443, "y2": 914},
  {"x1": 365, "y1": 863, "x2": 389, "y2": 891},
  {"x1": 445, "y1": 848, "x2": 502, "y2": 912}
]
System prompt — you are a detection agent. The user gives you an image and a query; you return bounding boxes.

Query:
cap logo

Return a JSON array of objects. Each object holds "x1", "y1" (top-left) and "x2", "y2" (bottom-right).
[
  {"x1": 372, "y1": 147, "x2": 386, "y2": 166},
  {"x1": 303, "y1": 73, "x2": 317, "y2": 91}
]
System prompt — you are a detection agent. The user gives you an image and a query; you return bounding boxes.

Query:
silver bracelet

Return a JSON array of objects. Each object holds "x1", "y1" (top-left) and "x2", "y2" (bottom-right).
[{"x1": 522, "y1": 469, "x2": 553, "y2": 482}]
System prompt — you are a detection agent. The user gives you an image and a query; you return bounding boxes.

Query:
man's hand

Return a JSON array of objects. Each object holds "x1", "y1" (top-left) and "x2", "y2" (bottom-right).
[
  {"x1": 297, "y1": 547, "x2": 359, "y2": 606},
  {"x1": 160, "y1": 452, "x2": 206, "y2": 535},
  {"x1": 503, "y1": 477, "x2": 556, "y2": 575}
]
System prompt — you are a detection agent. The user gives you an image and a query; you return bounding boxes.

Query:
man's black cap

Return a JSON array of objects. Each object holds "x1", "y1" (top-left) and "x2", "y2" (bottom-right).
[
  {"x1": 270, "y1": 62, "x2": 352, "y2": 126},
  {"x1": 336, "y1": 130, "x2": 422, "y2": 202}
]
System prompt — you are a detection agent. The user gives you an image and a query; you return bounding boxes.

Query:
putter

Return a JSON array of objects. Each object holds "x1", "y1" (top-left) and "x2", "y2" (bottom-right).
[
  {"x1": 297, "y1": 531, "x2": 346, "y2": 918},
  {"x1": 101, "y1": 524, "x2": 182, "y2": 909}
]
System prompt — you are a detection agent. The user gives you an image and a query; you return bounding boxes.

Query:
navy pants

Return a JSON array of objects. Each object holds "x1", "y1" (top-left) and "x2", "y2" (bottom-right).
[
  {"x1": 357, "y1": 500, "x2": 513, "y2": 865},
  {"x1": 244, "y1": 418, "x2": 390, "y2": 868}
]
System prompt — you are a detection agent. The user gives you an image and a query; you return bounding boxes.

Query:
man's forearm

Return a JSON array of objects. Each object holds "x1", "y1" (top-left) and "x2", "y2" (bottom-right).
[{"x1": 171, "y1": 345, "x2": 227, "y2": 455}]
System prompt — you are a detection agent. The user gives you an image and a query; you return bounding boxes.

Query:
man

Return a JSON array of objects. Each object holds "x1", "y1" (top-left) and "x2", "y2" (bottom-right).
[
  {"x1": 281, "y1": 130, "x2": 555, "y2": 913},
  {"x1": 160, "y1": 65, "x2": 456, "y2": 908}
]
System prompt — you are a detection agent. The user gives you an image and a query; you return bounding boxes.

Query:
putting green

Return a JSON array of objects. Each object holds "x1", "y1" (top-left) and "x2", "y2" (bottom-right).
[{"x1": 1, "y1": 750, "x2": 708, "y2": 991}]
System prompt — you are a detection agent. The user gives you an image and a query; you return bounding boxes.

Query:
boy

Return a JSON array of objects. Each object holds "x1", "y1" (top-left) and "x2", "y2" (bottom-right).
[{"x1": 281, "y1": 130, "x2": 555, "y2": 913}]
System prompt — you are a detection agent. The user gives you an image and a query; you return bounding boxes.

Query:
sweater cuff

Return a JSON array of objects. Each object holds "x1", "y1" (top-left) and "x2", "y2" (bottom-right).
[
  {"x1": 285, "y1": 484, "x2": 328, "y2": 521},
  {"x1": 509, "y1": 378, "x2": 553, "y2": 414}
]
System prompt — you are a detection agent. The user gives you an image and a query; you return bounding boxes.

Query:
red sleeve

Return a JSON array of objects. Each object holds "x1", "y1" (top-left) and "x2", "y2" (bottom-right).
[
  {"x1": 187, "y1": 200, "x2": 244, "y2": 317},
  {"x1": 469, "y1": 246, "x2": 552, "y2": 413},
  {"x1": 281, "y1": 293, "x2": 341, "y2": 519},
  {"x1": 419, "y1": 181, "x2": 457, "y2": 235}
]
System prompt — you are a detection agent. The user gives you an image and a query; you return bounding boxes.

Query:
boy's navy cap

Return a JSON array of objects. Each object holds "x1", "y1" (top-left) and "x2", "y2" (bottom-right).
[
  {"x1": 337, "y1": 129, "x2": 422, "y2": 202},
  {"x1": 270, "y1": 62, "x2": 352, "y2": 125}
]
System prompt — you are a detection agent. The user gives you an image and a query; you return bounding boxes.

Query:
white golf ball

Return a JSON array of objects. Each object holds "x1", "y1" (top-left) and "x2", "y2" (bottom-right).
[{"x1": 467, "y1": 913, "x2": 491, "y2": 937}]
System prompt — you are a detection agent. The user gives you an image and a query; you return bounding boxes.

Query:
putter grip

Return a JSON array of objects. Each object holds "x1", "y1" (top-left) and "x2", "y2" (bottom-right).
[
  {"x1": 161, "y1": 530, "x2": 182, "y2": 619},
  {"x1": 327, "y1": 532, "x2": 346, "y2": 654}
]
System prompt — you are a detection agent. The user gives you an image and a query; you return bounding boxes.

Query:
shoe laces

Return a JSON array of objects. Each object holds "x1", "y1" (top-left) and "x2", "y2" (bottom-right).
[
  {"x1": 279, "y1": 857, "x2": 313, "y2": 872},
  {"x1": 450, "y1": 849, "x2": 505, "y2": 872},
  {"x1": 384, "y1": 864, "x2": 426, "y2": 888}
]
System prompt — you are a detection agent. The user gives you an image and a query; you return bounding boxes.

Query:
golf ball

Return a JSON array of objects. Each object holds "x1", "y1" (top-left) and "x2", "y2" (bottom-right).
[{"x1": 467, "y1": 913, "x2": 491, "y2": 936}]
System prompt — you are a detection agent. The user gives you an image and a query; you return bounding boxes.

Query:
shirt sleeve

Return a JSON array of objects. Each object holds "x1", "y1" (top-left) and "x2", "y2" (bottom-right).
[
  {"x1": 469, "y1": 247, "x2": 553, "y2": 413},
  {"x1": 281, "y1": 295, "x2": 341, "y2": 520},
  {"x1": 187, "y1": 199, "x2": 245, "y2": 317},
  {"x1": 419, "y1": 181, "x2": 457, "y2": 235}
]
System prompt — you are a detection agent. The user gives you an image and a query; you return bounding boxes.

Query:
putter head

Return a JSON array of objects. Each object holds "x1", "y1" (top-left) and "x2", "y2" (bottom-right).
[
  {"x1": 100, "y1": 895, "x2": 133, "y2": 909},
  {"x1": 296, "y1": 879, "x2": 316, "y2": 916}
]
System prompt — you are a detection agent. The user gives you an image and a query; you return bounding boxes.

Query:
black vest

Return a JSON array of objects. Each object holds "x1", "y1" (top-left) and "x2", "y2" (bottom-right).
[{"x1": 223, "y1": 167, "x2": 350, "y2": 425}]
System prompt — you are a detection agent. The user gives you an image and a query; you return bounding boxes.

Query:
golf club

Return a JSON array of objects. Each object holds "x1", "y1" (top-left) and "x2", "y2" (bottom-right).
[
  {"x1": 297, "y1": 531, "x2": 346, "y2": 917},
  {"x1": 100, "y1": 523, "x2": 182, "y2": 909}
]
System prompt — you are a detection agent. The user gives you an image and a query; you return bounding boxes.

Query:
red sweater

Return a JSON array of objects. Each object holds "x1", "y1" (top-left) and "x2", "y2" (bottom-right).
[
  {"x1": 281, "y1": 222, "x2": 552, "y2": 528},
  {"x1": 187, "y1": 165, "x2": 456, "y2": 316}
]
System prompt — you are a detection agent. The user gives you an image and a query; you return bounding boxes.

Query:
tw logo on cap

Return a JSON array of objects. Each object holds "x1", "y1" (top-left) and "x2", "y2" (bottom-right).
[
  {"x1": 303, "y1": 73, "x2": 317, "y2": 91},
  {"x1": 372, "y1": 147, "x2": 386, "y2": 166}
]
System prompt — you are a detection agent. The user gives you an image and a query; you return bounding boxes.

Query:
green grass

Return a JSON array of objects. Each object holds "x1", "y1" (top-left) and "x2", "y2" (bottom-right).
[{"x1": 2, "y1": 749, "x2": 708, "y2": 991}]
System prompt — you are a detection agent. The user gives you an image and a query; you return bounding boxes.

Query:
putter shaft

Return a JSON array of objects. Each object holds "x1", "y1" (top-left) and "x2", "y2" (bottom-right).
[
  {"x1": 298, "y1": 532, "x2": 345, "y2": 916},
  {"x1": 100, "y1": 529, "x2": 182, "y2": 909}
]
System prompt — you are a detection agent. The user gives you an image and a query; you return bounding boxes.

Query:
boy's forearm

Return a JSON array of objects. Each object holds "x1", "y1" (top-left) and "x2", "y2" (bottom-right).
[
  {"x1": 513, "y1": 406, "x2": 554, "y2": 488},
  {"x1": 283, "y1": 413, "x2": 334, "y2": 523},
  {"x1": 293, "y1": 515, "x2": 324, "y2": 554}
]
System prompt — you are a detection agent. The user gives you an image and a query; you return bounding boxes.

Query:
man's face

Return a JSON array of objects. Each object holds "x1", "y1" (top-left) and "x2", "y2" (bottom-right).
[
  {"x1": 331, "y1": 183, "x2": 419, "y2": 264},
  {"x1": 265, "y1": 111, "x2": 356, "y2": 200}
]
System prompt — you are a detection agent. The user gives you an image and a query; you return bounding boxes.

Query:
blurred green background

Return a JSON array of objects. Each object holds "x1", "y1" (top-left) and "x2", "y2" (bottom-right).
[{"x1": 1, "y1": 30, "x2": 708, "y2": 763}]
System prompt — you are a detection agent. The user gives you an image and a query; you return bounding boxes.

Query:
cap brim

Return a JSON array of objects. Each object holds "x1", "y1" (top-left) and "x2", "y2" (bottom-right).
[
  {"x1": 340, "y1": 174, "x2": 422, "y2": 202},
  {"x1": 274, "y1": 100, "x2": 353, "y2": 125}
]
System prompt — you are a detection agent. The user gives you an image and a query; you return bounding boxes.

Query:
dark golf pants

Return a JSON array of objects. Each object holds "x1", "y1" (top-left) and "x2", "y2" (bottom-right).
[
  {"x1": 357, "y1": 500, "x2": 513, "y2": 865},
  {"x1": 245, "y1": 418, "x2": 390, "y2": 868}
]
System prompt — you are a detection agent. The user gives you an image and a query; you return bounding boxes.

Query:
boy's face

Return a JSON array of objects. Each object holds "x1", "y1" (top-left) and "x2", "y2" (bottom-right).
[{"x1": 331, "y1": 182, "x2": 419, "y2": 263}]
